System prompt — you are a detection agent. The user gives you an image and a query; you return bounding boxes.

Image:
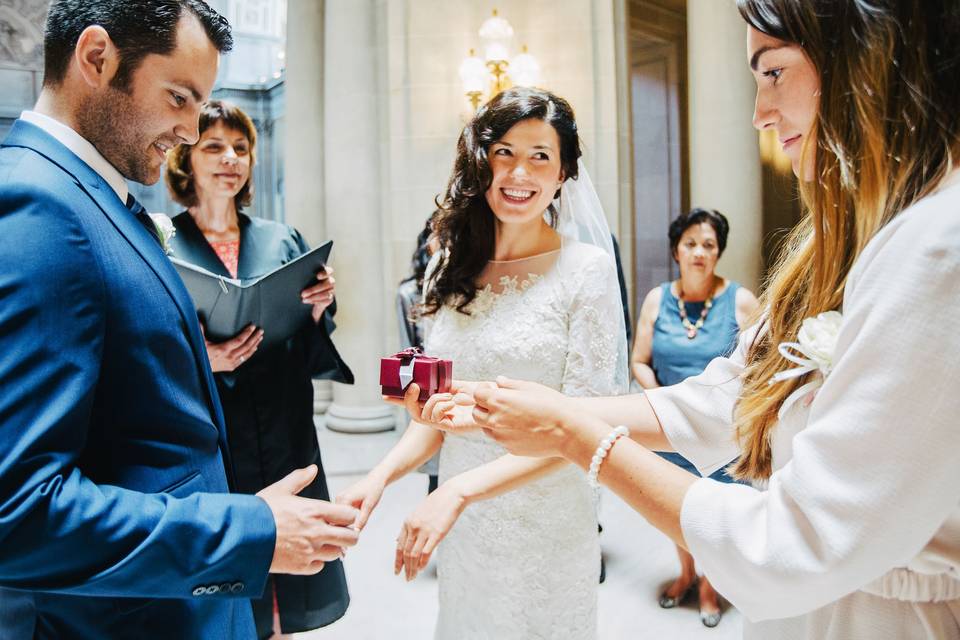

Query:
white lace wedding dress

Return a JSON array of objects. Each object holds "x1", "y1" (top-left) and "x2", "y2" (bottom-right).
[{"x1": 425, "y1": 240, "x2": 627, "y2": 640}]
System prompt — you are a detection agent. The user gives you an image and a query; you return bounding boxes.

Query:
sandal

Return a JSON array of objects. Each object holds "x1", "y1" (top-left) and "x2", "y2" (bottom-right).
[{"x1": 658, "y1": 579, "x2": 695, "y2": 609}]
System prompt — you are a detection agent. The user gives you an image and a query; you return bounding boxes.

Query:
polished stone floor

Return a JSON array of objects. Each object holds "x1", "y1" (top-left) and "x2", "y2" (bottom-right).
[{"x1": 300, "y1": 418, "x2": 742, "y2": 639}]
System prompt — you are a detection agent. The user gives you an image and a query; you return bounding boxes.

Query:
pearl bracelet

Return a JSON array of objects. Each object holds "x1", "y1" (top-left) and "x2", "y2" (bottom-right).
[{"x1": 587, "y1": 425, "x2": 630, "y2": 488}]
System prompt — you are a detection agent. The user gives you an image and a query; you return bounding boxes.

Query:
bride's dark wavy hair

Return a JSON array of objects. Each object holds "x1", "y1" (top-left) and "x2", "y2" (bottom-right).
[{"x1": 423, "y1": 87, "x2": 582, "y2": 315}]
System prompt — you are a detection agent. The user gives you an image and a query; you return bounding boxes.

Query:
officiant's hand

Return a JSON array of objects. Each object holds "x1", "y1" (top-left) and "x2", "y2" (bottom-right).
[
  {"x1": 302, "y1": 266, "x2": 335, "y2": 323},
  {"x1": 473, "y1": 377, "x2": 579, "y2": 458},
  {"x1": 258, "y1": 464, "x2": 360, "y2": 575},
  {"x1": 395, "y1": 481, "x2": 467, "y2": 581},
  {"x1": 334, "y1": 473, "x2": 386, "y2": 531},
  {"x1": 202, "y1": 323, "x2": 263, "y2": 372}
]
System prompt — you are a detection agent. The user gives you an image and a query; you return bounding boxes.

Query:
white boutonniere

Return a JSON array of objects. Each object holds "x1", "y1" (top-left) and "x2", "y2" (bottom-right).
[
  {"x1": 148, "y1": 213, "x2": 177, "y2": 256},
  {"x1": 770, "y1": 310, "x2": 843, "y2": 418}
]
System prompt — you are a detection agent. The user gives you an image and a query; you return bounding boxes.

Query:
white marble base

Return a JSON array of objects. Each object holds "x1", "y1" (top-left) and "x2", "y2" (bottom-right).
[{"x1": 325, "y1": 401, "x2": 396, "y2": 433}]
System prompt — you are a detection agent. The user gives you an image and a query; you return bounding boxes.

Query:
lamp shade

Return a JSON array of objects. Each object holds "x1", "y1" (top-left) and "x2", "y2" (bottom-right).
[
  {"x1": 510, "y1": 47, "x2": 542, "y2": 87},
  {"x1": 459, "y1": 50, "x2": 487, "y2": 94},
  {"x1": 479, "y1": 10, "x2": 513, "y2": 62}
]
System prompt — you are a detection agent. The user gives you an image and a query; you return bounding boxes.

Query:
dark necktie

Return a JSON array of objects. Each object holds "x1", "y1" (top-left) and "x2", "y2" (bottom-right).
[{"x1": 126, "y1": 193, "x2": 163, "y2": 247}]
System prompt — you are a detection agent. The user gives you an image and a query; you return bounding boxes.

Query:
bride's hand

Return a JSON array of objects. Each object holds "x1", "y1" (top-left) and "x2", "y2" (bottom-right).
[
  {"x1": 384, "y1": 380, "x2": 494, "y2": 432},
  {"x1": 394, "y1": 482, "x2": 467, "y2": 581},
  {"x1": 421, "y1": 387, "x2": 482, "y2": 432},
  {"x1": 334, "y1": 473, "x2": 386, "y2": 531},
  {"x1": 473, "y1": 376, "x2": 579, "y2": 458}
]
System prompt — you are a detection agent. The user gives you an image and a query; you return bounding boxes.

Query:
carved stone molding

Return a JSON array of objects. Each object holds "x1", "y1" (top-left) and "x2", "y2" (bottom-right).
[{"x1": 0, "y1": 0, "x2": 47, "y2": 69}]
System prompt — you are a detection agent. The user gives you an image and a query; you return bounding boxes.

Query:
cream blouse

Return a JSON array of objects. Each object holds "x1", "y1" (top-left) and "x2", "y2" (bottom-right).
[{"x1": 647, "y1": 180, "x2": 960, "y2": 638}]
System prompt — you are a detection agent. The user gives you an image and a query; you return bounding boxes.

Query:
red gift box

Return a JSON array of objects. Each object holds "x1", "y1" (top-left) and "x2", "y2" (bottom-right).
[{"x1": 380, "y1": 347, "x2": 452, "y2": 402}]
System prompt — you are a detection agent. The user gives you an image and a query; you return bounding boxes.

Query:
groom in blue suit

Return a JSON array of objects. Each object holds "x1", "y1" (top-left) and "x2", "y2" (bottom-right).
[{"x1": 0, "y1": 1, "x2": 358, "y2": 638}]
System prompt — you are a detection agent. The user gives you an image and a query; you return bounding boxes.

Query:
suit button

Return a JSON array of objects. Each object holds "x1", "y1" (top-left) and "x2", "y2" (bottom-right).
[
  {"x1": 192, "y1": 586, "x2": 205, "y2": 597},
  {"x1": 204, "y1": 585, "x2": 220, "y2": 595},
  {"x1": 230, "y1": 582, "x2": 245, "y2": 594},
  {"x1": 218, "y1": 582, "x2": 232, "y2": 593}
]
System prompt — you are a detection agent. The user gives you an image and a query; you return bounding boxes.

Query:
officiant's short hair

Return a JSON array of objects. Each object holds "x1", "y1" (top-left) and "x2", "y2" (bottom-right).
[{"x1": 166, "y1": 100, "x2": 258, "y2": 211}]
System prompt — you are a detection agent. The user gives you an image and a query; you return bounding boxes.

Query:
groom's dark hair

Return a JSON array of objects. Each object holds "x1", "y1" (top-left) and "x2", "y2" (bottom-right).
[{"x1": 43, "y1": 0, "x2": 233, "y2": 91}]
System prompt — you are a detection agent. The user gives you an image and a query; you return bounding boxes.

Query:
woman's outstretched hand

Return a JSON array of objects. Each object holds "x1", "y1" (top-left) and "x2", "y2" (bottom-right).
[
  {"x1": 472, "y1": 377, "x2": 576, "y2": 458},
  {"x1": 394, "y1": 482, "x2": 467, "y2": 581},
  {"x1": 334, "y1": 473, "x2": 386, "y2": 531}
]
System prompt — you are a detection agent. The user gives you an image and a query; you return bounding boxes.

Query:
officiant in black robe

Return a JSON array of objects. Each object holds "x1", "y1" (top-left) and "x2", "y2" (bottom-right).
[{"x1": 164, "y1": 101, "x2": 352, "y2": 639}]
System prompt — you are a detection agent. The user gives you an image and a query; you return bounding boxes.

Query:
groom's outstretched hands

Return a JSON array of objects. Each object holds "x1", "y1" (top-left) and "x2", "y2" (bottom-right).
[{"x1": 258, "y1": 465, "x2": 360, "y2": 575}]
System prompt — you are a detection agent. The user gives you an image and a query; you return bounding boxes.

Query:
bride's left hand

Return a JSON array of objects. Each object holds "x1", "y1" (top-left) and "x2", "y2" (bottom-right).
[
  {"x1": 384, "y1": 380, "x2": 494, "y2": 433},
  {"x1": 394, "y1": 482, "x2": 467, "y2": 581},
  {"x1": 473, "y1": 376, "x2": 579, "y2": 458},
  {"x1": 421, "y1": 389, "x2": 482, "y2": 432}
]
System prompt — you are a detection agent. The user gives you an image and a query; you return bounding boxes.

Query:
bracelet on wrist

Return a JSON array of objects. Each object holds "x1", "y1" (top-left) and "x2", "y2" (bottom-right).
[{"x1": 587, "y1": 425, "x2": 629, "y2": 489}]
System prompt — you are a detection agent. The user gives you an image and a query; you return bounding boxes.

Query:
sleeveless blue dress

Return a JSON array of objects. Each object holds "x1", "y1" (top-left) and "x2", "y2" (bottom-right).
[{"x1": 651, "y1": 281, "x2": 741, "y2": 482}]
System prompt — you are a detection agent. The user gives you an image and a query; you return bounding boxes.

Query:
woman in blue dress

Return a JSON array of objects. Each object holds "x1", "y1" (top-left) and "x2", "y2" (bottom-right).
[{"x1": 631, "y1": 207, "x2": 759, "y2": 627}]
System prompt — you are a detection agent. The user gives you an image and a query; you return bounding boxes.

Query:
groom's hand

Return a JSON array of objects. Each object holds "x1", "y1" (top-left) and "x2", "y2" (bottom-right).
[{"x1": 257, "y1": 465, "x2": 360, "y2": 575}]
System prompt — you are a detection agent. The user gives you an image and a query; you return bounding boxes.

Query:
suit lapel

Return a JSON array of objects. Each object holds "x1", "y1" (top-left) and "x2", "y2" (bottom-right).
[
  {"x1": 235, "y1": 214, "x2": 259, "y2": 280},
  {"x1": 96, "y1": 194, "x2": 229, "y2": 440},
  {"x1": 3, "y1": 121, "x2": 228, "y2": 440}
]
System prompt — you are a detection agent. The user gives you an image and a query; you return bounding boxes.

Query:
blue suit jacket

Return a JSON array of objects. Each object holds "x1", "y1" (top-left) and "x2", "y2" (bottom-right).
[{"x1": 0, "y1": 120, "x2": 276, "y2": 638}]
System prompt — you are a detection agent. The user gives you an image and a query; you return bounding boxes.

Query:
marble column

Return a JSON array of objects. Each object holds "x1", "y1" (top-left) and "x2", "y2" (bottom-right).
[
  {"x1": 283, "y1": 0, "x2": 326, "y2": 243},
  {"x1": 284, "y1": 0, "x2": 334, "y2": 415},
  {"x1": 687, "y1": 0, "x2": 763, "y2": 292},
  {"x1": 321, "y1": 0, "x2": 395, "y2": 433}
]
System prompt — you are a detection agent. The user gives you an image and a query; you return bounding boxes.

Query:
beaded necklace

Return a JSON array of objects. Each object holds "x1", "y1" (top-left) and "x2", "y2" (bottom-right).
[{"x1": 676, "y1": 278, "x2": 719, "y2": 339}]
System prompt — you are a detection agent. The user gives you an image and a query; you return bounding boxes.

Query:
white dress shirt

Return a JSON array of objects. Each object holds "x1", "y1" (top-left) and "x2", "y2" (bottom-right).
[
  {"x1": 20, "y1": 110, "x2": 129, "y2": 204},
  {"x1": 647, "y1": 177, "x2": 960, "y2": 639}
]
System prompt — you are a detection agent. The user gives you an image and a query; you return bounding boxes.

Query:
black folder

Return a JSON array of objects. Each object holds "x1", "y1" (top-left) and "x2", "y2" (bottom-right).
[{"x1": 171, "y1": 240, "x2": 333, "y2": 349}]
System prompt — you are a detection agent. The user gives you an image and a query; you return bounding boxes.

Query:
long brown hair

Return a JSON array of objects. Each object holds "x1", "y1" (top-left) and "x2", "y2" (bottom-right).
[
  {"x1": 423, "y1": 87, "x2": 581, "y2": 315},
  {"x1": 733, "y1": 0, "x2": 960, "y2": 480}
]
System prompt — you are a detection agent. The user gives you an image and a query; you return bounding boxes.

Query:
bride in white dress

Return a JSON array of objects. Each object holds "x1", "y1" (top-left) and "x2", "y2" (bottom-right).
[{"x1": 337, "y1": 87, "x2": 628, "y2": 639}]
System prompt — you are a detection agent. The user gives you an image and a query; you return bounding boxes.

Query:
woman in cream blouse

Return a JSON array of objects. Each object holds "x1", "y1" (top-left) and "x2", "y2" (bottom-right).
[{"x1": 404, "y1": 1, "x2": 960, "y2": 638}]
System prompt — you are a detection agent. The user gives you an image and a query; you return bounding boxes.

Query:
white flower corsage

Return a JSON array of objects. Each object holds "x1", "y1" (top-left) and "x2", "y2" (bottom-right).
[
  {"x1": 148, "y1": 213, "x2": 177, "y2": 256},
  {"x1": 769, "y1": 310, "x2": 842, "y2": 419}
]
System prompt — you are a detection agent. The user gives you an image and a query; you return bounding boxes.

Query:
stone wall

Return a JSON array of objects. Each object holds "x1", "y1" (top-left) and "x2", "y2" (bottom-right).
[{"x1": 0, "y1": 0, "x2": 47, "y2": 139}]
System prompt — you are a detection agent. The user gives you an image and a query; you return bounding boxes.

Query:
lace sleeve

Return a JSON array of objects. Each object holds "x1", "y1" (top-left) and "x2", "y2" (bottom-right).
[{"x1": 560, "y1": 247, "x2": 629, "y2": 398}]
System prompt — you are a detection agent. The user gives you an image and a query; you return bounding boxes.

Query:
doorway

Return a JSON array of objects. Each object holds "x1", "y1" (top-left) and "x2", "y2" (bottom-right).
[{"x1": 627, "y1": 0, "x2": 688, "y2": 321}]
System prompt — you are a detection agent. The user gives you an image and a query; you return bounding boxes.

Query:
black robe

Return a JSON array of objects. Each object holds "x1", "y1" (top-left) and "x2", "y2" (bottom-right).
[{"x1": 170, "y1": 212, "x2": 353, "y2": 639}]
